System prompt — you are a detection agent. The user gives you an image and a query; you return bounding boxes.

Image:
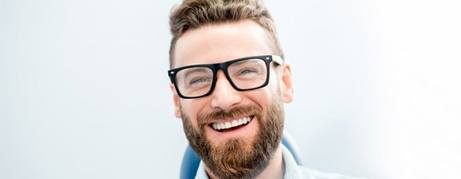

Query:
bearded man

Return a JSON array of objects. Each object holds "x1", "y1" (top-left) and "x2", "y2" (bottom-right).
[{"x1": 167, "y1": 0, "x2": 360, "y2": 178}]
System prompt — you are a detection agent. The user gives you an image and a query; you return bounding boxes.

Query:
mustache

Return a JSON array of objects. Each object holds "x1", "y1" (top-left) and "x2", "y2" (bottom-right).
[{"x1": 199, "y1": 105, "x2": 262, "y2": 126}]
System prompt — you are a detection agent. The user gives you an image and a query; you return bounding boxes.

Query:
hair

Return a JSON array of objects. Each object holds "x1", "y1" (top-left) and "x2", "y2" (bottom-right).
[{"x1": 168, "y1": 0, "x2": 284, "y2": 68}]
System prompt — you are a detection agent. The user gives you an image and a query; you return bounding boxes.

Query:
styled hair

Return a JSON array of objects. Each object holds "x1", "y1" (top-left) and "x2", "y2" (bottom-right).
[{"x1": 168, "y1": 0, "x2": 284, "y2": 68}]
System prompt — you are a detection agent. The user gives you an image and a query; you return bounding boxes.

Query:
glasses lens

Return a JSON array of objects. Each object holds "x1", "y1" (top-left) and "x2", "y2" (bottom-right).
[
  {"x1": 228, "y1": 58, "x2": 268, "y2": 89},
  {"x1": 176, "y1": 67, "x2": 213, "y2": 97}
]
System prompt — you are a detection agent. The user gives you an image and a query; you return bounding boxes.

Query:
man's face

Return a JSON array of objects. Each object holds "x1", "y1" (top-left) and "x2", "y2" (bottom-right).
[{"x1": 171, "y1": 20, "x2": 293, "y2": 178}]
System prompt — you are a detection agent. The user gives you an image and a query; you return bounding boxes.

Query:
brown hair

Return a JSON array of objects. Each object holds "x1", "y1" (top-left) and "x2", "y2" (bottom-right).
[{"x1": 168, "y1": 0, "x2": 284, "y2": 68}]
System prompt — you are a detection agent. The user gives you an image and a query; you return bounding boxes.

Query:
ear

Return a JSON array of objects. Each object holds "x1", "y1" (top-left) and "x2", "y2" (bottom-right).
[
  {"x1": 170, "y1": 83, "x2": 182, "y2": 118},
  {"x1": 280, "y1": 63, "x2": 294, "y2": 103}
]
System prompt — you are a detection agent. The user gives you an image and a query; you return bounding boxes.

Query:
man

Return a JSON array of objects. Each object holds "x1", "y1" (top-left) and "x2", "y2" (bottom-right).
[{"x1": 167, "y1": 0, "x2": 358, "y2": 178}]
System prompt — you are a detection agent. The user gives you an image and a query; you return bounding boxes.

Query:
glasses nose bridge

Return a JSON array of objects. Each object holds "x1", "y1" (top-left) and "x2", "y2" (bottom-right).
[
  {"x1": 213, "y1": 62, "x2": 229, "y2": 72},
  {"x1": 211, "y1": 62, "x2": 232, "y2": 80}
]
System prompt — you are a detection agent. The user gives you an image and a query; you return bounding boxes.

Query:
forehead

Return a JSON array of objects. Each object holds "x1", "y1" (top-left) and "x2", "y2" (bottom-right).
[{"x1": 173, "y1": 20, "x2": 274, "y2": 68}]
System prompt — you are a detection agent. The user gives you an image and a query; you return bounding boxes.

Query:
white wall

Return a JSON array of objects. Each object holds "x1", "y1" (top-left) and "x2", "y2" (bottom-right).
[{"x1": 1, "y1": 0, "x2": 460, "y2": 179}]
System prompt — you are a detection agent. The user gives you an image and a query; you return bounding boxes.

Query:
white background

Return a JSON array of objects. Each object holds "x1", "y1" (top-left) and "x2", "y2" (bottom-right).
[{"x1": 1, "y1": 0, "x2": 460, "y2": 178}]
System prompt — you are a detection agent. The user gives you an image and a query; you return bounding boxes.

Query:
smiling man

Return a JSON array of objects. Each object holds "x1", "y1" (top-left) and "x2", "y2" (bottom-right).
[{"x1": 167, "y1": 0, "x2": 358, "y2": 179}]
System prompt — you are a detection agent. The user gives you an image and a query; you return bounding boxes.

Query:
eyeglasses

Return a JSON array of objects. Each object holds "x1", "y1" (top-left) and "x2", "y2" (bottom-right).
[{"x1": 168, "y1": 55, "x2": 283, "y2": 99}]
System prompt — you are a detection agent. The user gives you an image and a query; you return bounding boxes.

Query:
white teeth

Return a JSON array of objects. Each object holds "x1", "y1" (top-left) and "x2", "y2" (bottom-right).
[
  {"x1": 231, "y1": 120, "x2": 237, "y2": 127},
  {"x1": 211, "y1": 117, "x2": 252, "y2": 131},
  {"x1": 224, "y1": 122, "x2": 231, "y2": 129}
]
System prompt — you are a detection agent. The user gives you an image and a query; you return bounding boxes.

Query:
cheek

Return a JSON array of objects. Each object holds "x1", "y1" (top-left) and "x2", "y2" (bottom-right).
[
  {"x1": 267, "y1": 71, "x2": 282, "y2": 95},
  {"x1": 180, "y1": 100, "x2": 208, "y2": 126},
  {"x1": 264, "y1": 80, "x2": 281, "y2": 99},
  {"x1": 245, "y1": 89, "x2": 274, "y2": 108}
]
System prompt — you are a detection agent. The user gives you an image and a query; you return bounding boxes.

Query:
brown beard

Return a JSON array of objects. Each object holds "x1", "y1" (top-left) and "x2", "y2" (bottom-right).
[{"x1": 180, "y1": 100, "x2": 284, "y2": 179}]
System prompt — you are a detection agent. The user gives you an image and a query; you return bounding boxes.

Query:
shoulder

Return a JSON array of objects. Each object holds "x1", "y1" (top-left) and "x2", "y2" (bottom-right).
[
  {"x1": 298, "y1": 166, "x2": 367, "y2": 179},
  {"x1": 281, "y1": 145, "x2": 366, "y2": 179}
]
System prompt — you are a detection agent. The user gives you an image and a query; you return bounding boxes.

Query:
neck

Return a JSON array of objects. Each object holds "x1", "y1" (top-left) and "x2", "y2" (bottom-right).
[
  {"x1": 205, "y1": 144, "x2": 284, "y2": 179},
  {"x1": 254, "y1": 144, "x2": 284, "y2": 179}
]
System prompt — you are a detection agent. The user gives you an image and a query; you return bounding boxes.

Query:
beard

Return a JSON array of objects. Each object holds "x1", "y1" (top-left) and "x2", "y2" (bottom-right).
[{"x1": 180, "y1": 99, "x2": 284, "y2": 179}]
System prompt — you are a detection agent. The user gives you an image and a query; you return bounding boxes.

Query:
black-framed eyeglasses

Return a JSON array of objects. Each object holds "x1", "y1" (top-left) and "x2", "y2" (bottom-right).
[{"x1": 168, "y1": 55, "x2": 283, "y2": 99}]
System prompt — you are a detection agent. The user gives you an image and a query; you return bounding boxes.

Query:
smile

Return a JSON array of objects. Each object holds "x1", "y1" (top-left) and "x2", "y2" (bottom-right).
[{"x1": 210, "y1": 116, "x2": 253, "y2": 132}]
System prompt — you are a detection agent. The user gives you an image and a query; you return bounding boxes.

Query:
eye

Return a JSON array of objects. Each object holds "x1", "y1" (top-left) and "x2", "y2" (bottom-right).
[
  {"x1": 237, "y1": 67, "x2": 260, "y2": 77},
  {"x1": 239, "y1": 69, "x2": 257, "y2": 74},
  {"x1": 188, "y1": 77, "x2": 211, "y2": 86}
]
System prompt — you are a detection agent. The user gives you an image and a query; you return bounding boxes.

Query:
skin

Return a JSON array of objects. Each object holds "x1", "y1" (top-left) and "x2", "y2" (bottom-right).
[{"x1": 171, "y1": 19, "x2": 294, "y2": 179}]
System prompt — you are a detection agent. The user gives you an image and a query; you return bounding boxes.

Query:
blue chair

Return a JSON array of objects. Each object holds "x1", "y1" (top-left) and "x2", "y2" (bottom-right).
[{"x1": 180, "y1": 132, "x2": 303, "y2": 179}]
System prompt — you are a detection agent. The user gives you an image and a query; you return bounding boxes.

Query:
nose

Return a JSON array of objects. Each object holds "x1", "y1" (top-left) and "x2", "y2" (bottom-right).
[{"x1": 210, "y1": 71, "x2": 242, "y2": 111}]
